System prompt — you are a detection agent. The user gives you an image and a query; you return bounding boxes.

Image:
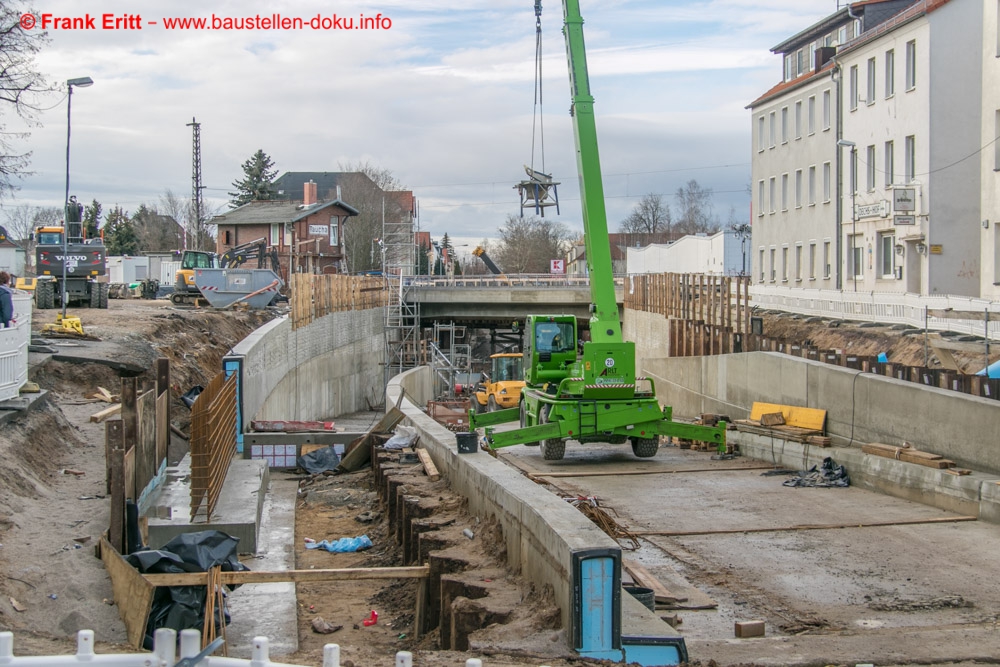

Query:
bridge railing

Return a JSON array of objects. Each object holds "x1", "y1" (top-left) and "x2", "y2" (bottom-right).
[{"x1": 403, "y1": 274, "x2": 626, "y2": 288}]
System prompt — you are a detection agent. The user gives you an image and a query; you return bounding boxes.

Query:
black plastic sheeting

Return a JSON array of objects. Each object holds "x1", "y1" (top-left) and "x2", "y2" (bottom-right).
[
  {"x1": 181, "y1": 386, "x2": 204, "y2": 408},
  {"x1": 298, "y1": 445, "x2": 341, "y2": 474},
  {"x1": 126, "y1": 530, "x2": 249, "y2": 649},
  {"x1": 782, "y1": 457, "x2": 850, "y2": 488}
]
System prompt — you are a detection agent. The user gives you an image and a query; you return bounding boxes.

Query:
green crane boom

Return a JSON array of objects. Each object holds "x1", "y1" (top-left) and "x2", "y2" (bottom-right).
[{"x1": 469, "y1": 1, "x2": 727, "y2": 461}]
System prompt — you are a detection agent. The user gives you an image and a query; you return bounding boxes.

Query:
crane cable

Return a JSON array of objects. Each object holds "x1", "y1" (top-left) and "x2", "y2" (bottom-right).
[{"x1": 530, "y1": 0, "x2": 546, "y2": 174}]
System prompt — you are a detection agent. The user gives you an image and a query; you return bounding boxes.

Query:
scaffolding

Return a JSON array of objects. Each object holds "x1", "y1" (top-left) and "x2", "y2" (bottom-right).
[{"x1": 382, "y1": 197, "x2": 419, "y2": 392}]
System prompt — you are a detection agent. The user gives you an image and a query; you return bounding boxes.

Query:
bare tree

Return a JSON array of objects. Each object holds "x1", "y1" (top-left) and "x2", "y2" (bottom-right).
[
  {"x1": 132, "y1": 204, "x2": 183, "y2": 252},
  {"x1": 674, "y1": 179, "x2": 719, "y2": 235},
  {"x1": 0, "y1": 1, "x2": 52, "y2": 200},
  {"x1": 492, "y1": 214, "x2": 572, "y2": 274},
  {"x1": 619, "y1": 193, "x2": 672, "y2": 235},
  {"x1": 336, "y1": 161, "x2": 407, "y2": 274}
]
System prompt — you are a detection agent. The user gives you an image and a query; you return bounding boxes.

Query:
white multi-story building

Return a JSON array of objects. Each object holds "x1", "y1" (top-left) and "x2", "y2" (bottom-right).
[
  {"x1": 982, "y1": 0, "x2": 1000, "y2": 299},
  {"x1": 750, "y1": 0, "x2": 989, "y2": 298}
]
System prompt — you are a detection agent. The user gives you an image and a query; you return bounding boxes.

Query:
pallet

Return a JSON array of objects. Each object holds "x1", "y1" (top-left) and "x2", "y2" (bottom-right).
[{"x1": 734, "y1": 420, "x2": 824, "y2": 444}]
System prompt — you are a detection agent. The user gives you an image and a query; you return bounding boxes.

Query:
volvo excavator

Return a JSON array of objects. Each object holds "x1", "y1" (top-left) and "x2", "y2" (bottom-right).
[
  {"x1": 171, "y1": 238, "x2": 280, "y2": 305},
  {"x1": 469, "y1": 0, "x2": 727, "y2": 460}
]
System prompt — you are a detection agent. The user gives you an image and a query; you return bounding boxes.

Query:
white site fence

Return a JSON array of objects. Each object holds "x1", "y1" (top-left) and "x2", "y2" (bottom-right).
[
  {"x1": 752, "y1": 284, "x2": 1000, "y2": 343},
  {"x1": 0, "y1": 629, "x2": 515, "y2": 667},
  {"x1": 0, "y1": 289, "x2": 31, "y2": 402}
]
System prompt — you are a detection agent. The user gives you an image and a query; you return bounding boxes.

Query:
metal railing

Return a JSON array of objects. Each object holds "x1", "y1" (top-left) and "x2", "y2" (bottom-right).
[{"x1": 0, "y1": 290, "x2": 31, "y2": 402}]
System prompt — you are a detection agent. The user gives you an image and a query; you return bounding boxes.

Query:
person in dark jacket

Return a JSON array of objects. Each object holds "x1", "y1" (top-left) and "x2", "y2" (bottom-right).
[{"x1": 0, "y1": 271, "x2": 13, "y2": 328}]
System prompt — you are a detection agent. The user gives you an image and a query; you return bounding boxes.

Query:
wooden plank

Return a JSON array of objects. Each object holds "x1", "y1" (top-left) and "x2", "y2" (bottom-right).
[
  {"x1": 100, "y1": 536, "x2": 155, "y2": 649},
  {"x1": 91, "y1": 403, "x2": 122, "y2": 423},
  {"x1": 336, "y1": 407, "x2": 405, "y2": 473},
  {"x1": 749, "y1": 402, "x2": 826, "y2": 432},
  {"x1": 862, "y1": 442, "x2": 945, "y2": 461},
  {"x1": 623, "y1": 558, "x2": 685, "y2": 603},
  {"x1": 635, "y1": 515, "x2": 978, "y2": 537},
  {"x1": 142, "y1": 564, "x2": 430, "y2": 587},
  {"x1": 107, "y1": 422, "x2": 125, "y2": 554},
  {"x1": 156, "y1": 358, "x2": 170, "y2": 470},
  {"x1": 416, "y1": 448, "x2": 440, "y2": 482},
  {"x1": 530, "y1": 465, "x2": 777, "y2": 479}
]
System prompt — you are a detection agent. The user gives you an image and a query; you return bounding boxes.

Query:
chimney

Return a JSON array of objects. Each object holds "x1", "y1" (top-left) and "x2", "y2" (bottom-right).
[
  {"x1": 814, "y1": 46, "x2": 836, "y2": 71},
  {"x1": 304, "y1": 180, "x2": 318, "y2": 206}
]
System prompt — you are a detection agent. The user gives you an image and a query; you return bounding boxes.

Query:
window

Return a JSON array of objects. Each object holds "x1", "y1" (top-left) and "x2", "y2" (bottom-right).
[
  {"x1": 879, "y1": 233, "x2": 895, "y2": 277},
  {"x1": 867, "y1": 57, "x2": 876, "y2": 104},
  {"x1": 270, "y1": 223, "x2": 281, "y2": 246},
  {"x1": 850, "y1": 235, "x2": 864, "y2": 279},
  {"x1": 329, "y1": 215, "x2": 339, "y2": 246},
  {"x1": 759, "y1": 248, "x2": 765, "y2": 282},
  {"x1": 885, "y1": 140, "x2": 895, "y2": 186},
  {"x1": 224, "y1": 230, "x2": 232, "y2": 245},
  {"x1": 905, "y1": 40, "x2": 916, "y2": 90},
  {"x1": 784, "y1": 53, "x2": 795, "y2": 81},
  {"x1": 823, "y1": 162, "x2": 832, "y2": 202},
  {"x1": 904, "y1": 135, "x2": 916, "y2": 182},
  {"x1": 849, "y1": 65, "x2": 858, "y2": 111},
  {"x1": 758, "y1": 116, "x2": 765, "y2": 152},
  {"x1": 795, "y1": 244, "x2": 803, "y2": 280},
  {"x1": 781, "y1": 246, "x2": 789, "y2": 281},
  {"x1": 866, "y1": 144, "x2": 876, "y2": 191},
  {"x1": 809, "y1": 242, "x2": 817, "y2": 279},
  {"x1": 781, "y1": 173, "x2": 789, "y2": 211},
  {"x1": 822, "y1": 90, "x2": 831, "y2": 129},
  {"x1": 795, "y1": 101, "x2": 802, "y2": 139},
  {"x1": 795, "y1": 169, "x2": 803, "y2": 207},
  {"x1": 769, "y1": 177, "x2": 776, "y2": 213},
  {"x1": 769, "y1": 247, "x2": 776, "y2": 281},
  {"x1": 769, "y1": 112, "x2": 776, "y2": 147},
  {"x1": 885, "y1": 49, "x2": 895, "y2": 97},
  {"x1": 781, "y1": 106, "x2": 789, "y2": 143},
  {"x1": 995, "y1": 110, "x2": 1000, "y2": 170},
  {"x1": 838, "y1": 25, "x2": 848, "y2": 45},
  {"x1": 808, "y1": 166, "x2": 816, "y2": 205},
  {"x1": 823, "y1": 241, "x2": 831, "y2": 278},
  {"x1": 807, "y1": 96, "x2": 816, "y2": 134},
  {"x1": 757, "y1": 180, "x2": 765, "y2": 216}
]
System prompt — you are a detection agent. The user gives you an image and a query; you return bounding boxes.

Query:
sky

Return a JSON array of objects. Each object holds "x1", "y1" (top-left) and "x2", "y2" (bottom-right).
[{"x1": 6, "y1": 0, "x2": 842, "y2": 249}]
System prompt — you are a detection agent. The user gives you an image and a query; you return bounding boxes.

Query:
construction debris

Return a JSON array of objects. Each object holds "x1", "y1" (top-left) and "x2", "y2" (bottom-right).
[
  {"x1": 782, "y1": 457, "x2": 849, "y2": 488},
  {"x1": 566, "y1": 496, "x2": 640, "y2": 550}
]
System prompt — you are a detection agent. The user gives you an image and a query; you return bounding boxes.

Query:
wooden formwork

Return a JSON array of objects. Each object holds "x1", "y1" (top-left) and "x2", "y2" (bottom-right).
[
  {"x1": 291, "y1": 274, "x2": 389, "y2": 330},
  {"x1": 189, "y1": 370, "x2": 238, "y2": 521}
]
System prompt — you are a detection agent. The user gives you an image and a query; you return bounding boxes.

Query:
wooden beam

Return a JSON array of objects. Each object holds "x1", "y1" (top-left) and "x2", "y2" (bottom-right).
[
  {"x1": 142, "y1": 564, "x2": 430, "y2": 587},
  {"x1": 623, "y1": 558, "x2": 685, "y2": 604},
  {"x1": 100, "y1": 537, "x2": 155, "y2": 649},
  {"x1": 91, "y1": 403, "x2": 122, "y2": 423},
  {"x1": 416, "y1": 448, "x2": 440, "y2": 481},
  {"x1": 634, "y1": 515, "x2": 977, "y2": 537}
]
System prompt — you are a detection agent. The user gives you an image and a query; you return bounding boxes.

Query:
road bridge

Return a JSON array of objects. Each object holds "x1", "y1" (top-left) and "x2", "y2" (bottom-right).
[{"x1": 403, "y1": 274, "x2": 625, "y2": 327}]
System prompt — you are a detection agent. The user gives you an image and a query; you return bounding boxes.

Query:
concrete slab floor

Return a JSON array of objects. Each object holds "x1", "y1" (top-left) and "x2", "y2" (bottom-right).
[
  {"x1": 499, "y1": 440, "x2": 1000, "y2": 666},
  {"x1": 225, "y1": 474, "x2": 298, "y2": 658}
]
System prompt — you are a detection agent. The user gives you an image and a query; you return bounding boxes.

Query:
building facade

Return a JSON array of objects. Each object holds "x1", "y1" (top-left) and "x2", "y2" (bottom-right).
[
  {"x1": 981, "y1": 0, "x2": 1000, "y2": 298},
  {"x1": 750, "y1": 0, "x2": 990, "y2": 298}
]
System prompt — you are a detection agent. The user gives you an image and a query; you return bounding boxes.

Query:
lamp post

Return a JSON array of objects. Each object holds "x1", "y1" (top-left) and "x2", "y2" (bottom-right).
[
  {"x1": 62, "y1": 76, "x2": 94, "y2": 319},
  {"x1": 732, "y1": 223, "x2": 752, "y2": 277},
  {"x1": 837, "y1": 139, "x2": 857, "y2": 292}
]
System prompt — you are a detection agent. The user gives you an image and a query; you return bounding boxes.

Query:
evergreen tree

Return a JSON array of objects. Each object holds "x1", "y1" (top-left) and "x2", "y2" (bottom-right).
[
  {"x1": 103, "y1": 206, "x2": 138, "y2": 255},
  {"x1": 228, "y1": 149, "x2": 278, "y2": 208},
  {"x1": 83, "y1": 199, "x2": 102, "y2": 240}
]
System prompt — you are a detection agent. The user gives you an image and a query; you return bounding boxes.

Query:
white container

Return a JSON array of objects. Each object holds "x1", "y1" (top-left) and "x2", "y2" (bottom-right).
[{"x1": 0, "y1": 290, "x2": 31, "y2": 402}]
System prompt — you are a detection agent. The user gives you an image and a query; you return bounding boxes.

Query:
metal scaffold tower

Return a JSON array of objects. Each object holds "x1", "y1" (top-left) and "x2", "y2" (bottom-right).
[
  {"x1": 382, "y1": 196, "x2": 420, "y2": 390},
  {"x1": 185, "y1": 117, "x2": 205, "y2": 250}
]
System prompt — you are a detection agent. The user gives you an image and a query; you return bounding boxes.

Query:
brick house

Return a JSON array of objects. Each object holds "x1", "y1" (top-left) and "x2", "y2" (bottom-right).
[{"x1": 213, "y1": 181, "x2": 359, "y2": 277}]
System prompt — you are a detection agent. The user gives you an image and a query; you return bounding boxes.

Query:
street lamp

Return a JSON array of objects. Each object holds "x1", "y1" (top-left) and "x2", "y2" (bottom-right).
[
  {"x1": 837, "y1": 139, "x2": 857, "y2": 292},
  {"x1": 62, "y1": 76, "x2": 94, "y2": 319}
]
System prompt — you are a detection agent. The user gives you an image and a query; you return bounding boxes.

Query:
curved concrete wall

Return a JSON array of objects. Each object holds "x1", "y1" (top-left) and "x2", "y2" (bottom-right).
[{"x1": 231, "y1": 309, "x2": 384, "y2": 427}]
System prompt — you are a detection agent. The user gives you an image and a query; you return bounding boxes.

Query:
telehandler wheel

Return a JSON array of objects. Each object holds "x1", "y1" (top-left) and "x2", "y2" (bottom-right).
[
  {"x1": 521, "y1": 401, "x2": 539, "y2": 445},
  {"x1": 487, "y1": 396, "x2": 498, "y2": 412},
  {"x1": 631, "y1": 437, "x2": 660, "y2": 458},
  {"x1": 539, "y1": 404, "x2": 566, "y2": 461},
  {"x1": 35, "y1": 281, "x2": 55, "y2": 309}
]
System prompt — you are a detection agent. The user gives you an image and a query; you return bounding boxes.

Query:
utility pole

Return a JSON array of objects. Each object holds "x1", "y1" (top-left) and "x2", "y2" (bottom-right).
[{"x1": 186, "y1": 117, "x2": 204, "y2": 251}]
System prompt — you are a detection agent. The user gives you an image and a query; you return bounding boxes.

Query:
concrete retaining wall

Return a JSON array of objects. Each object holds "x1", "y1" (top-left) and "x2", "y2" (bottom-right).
[
  {"x1": 231, "y1": 309, "x2": 384, "y2": 427},
  {"x1": 386, "y1": 367, "x2": 621, "y2": 634},
  {"x1": 625, "y1": 309, "x2": 1000, "y2": 475}
]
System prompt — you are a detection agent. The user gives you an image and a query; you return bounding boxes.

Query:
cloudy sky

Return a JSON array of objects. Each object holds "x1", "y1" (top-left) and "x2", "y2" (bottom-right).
[{"x1": 8, "y1": 0, "x2": 840, "y2": 246}]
